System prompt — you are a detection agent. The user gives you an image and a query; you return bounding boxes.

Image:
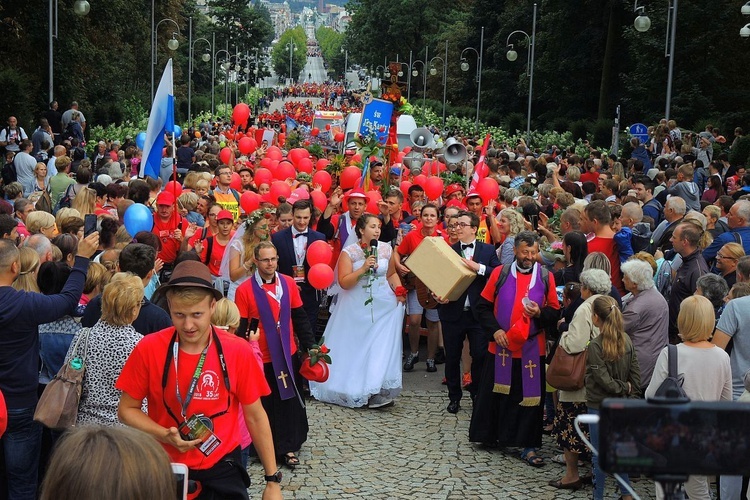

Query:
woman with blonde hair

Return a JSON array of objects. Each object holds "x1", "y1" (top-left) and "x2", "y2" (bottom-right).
[
  {"x1": 71, "y1": 186, "x2": 96, "y2": 216},
  {"x1": 221, "y1": 207, "x2": 274, "y2": 300},
  {"x1": 586, "y1": 295, "x2": 641, "y2": 500},
  {"x1": 55, "y1": 207, "x2": 81, "y2": 231},
  {"x1": 715, "y1": 241, "x2": 744, "y2": 288},
  {"x1": 12, "y1": 247, "x2": 40, "y2": 292},
  {"x1": 495, "y1": 208, "x2": 526, "y2": 265},
  {"x1": 646, "y1": 295, "x2": 732, "y2": 499},
  {"x1": 39, "y1": 426, "x2": 175, "y2": 500},
  {"x1": 26, "y1": 210, "x2": 58, "y2": 237},
  {"x1": 64, "y1": 273, "x2": 144, "y2": 426}
]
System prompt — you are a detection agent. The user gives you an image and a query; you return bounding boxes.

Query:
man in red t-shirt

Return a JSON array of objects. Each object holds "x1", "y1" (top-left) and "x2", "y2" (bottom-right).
[
  {"x1": 234, "y1": 241, "x2": 315, "y2": 468},
  {"x1": 116, "y1": 261, "x2": 283, "y2": 499},
  {"x1": 582, "y1": 200, "x2": 624, "y2": 294},
  {"x1": 152, "y1": 191, "x2": 192, "y2": 280}
]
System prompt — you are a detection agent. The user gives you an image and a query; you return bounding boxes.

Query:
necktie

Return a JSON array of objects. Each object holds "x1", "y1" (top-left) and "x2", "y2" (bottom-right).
[
  {"x1": 461, "y1": 243, "x2": 474, "y2": 250},
  {"x1": 294, "y1": 232, "x2": 308, "y2": 238}
]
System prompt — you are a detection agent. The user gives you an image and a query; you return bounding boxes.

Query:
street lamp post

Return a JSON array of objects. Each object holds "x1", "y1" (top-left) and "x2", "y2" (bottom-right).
[
  {"x1": 152, "y1": 17, "x2": 181, "y2": 103},
  {"x1": 213, "y1": 48, "x2": 231, "y2": 119},
  {"x1": 340, "y1": 47, "x2": 348, "y2": 88},
  {"x1": 188, "y1": 19, "x2": 211, "y2": 122},
  {"x1": 49, "y1": 0, "x2": 89, "y2": 103},
  {"x1": 460, "y1": 26, "x2": 484, "y2": 134},
  {"x1": 286, "y1": 42, "x2": 297, "y2": 84},
  {"x1": 632, "y1": 0, "x2": 678, "y2": 121},
  {"x1": 506, "y1": 2, "x2": 537, "y2": 142},
  {"x1": 411, "y1": 60, "x2": 427, "y2": 109},
  {"x1": 429, "y1": 40, "x2": 448, "y2": 127}
]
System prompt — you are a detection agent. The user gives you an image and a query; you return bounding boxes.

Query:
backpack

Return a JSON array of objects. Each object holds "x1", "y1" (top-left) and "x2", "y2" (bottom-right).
[
  {"x1": 29, "y1": 189, "x2": 54, "y2": 214},
  {"x1": 1, "y1": 160, "x2": 16, "y2": 186},
  {"x1": 55, "y1": 184, "x2": 75, "y2": 212},
  {"x1": 202, "y1": 236, "x2": 214, "y2": 266},
  {"x1": 648, "y1": 344, "x2": 689, "y2": 403},
  {"x1": 494, "y1": 264, "x2": 550, "y2": 299},
  {"x1": 655, "y1": 258, "x2": 674, "y2": 301}
]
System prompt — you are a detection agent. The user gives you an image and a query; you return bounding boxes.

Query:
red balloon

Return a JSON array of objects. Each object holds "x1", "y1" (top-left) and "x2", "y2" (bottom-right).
[
  {"x1": 366, "y1": 190, "x2": 382, "y2": 214},
  {"x1": 307, "y1": 240, "x2": 333, "y2": 266},
  {"x1": 310, "y1": 190, "x2": 327, "y2": 212},
  {"x1": 397, "y1": 152, "x2": 406, "y2": 163},
  {"x1": 254, "y1": 168, "x2": 273, "y2": 186},
  {"x1": 224, "y1": 131, "x2": 235, "y2": 141},
  {"x1": 315, "y1": 159, "x2": 330, "y2": 171},
  {"x1": 403, "y1": 146, "x2": 412, "y2": 154},
  {"x1": 240, "y1": 191, "x2": 260, "y2": 213},
  {"x1": 413, "y1": 174, "x2": 427, "y2": 187},
  {"x1": 296, "y1": 157, "x2": 313, "y2": 174},
  {"x1": 230, "y1": 172, "x2": 242, "y2": 191},
  {"x1": 334, "y1": 132, "x2": 345, "y2": 143},
  {"x1": 266, "y1": 147, "x2": 283, "y2": 161},
  {"x1": 325, "y1": 123, "x2": 331, "y2": 131},
  {"x1": 339, "y1": 166, "x2": 362, "y2": 190},
  {"x1": 477, "y1": 177, "x2": 500, "y2": 202},
  {"x1": 424, "y1": 176, "x2": 444, "y2": 200},
  {"x1": 260, "y1": 157, "x2": 274, "y2": 168},
  {"x1": 276, "y1": 161, "x2": 296, "y2": 181},
  {"x1": 238, "y1": 137, "x2": 257, "y2": 155},
  {"x1": 310, "y1": 128, "x2": 320, "y2": 137},
  {"x1": 232, "y1": 103, "x2": 251, "y2": 127},
  {"x1": 312, "y1": 171, "x2": 332, "y2": 193},
  {"x1": 269, "y1": 181, "x2": 291, "y2": 203},
  {"x1": 219, "y1": 147, "x2": 234, "y2": 165},
  {"x1": 400, "y1": 180, "x2": 412, "y2": 196},
  {"x1": 350, "y1": 154, "x2": 362, "y2": 164},
  {"x1": 288, "y1": 148, "x2": 308, "y2": 164},
  {"x1": 308, "y1": 263, "x2": 334, "y2": 290},
  {"x1": 165, "y1": 180, "x2": 182, "y2": 199}
]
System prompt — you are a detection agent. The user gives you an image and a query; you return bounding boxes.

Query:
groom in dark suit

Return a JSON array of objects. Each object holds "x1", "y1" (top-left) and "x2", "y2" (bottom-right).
[
  {"x1": 272, "y1": 199, "x2": 327, "y2": 339},
  {"x1": 436, "y1": 210, "x2": 500, "y2": 414}
]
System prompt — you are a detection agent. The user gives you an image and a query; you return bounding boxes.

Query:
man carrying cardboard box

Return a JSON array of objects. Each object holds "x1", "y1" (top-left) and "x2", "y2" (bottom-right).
[{"x1": 434, "y1": 211, "x2": 499, "y2": 414}]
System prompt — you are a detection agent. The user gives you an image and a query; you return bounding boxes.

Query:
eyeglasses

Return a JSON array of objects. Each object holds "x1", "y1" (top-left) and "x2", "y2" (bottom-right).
[
  {"x1": 717, "y1": 254, "x2": 737, "y2": 261},
  {"x1": 454, "y1": 222, "x2": 471, "y2": 228},
  {"x1": 256, "y1": 257, "x2": 278, "y2": 264},
  {"x1": 447, "y1": 224, "x2": 458, "y2": 230}
]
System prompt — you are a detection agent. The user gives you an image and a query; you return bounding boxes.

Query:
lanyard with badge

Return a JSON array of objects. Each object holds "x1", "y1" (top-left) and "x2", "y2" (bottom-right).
[
  {"x1": 292, "y1": 231, "x2": 307, "y2": 283},
  {"x1": 161, "y1": 328, "x2": 231, "y2": 456}
]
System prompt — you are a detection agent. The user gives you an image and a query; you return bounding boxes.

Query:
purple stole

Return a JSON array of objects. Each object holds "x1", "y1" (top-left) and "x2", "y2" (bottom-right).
[
  {"x1": 251, "y1": 274, "x2": 299, "y2": 401},
  {"x1": 493, "y1": 263, "x2": 545, "y2": 407},
  {"x1": 338, "y1": 213, "x2": 350, "y2": 246}
]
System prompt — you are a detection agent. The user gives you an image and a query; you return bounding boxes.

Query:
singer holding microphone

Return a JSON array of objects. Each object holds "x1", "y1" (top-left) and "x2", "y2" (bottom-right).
[{"x1": 310, "y1": 214, "x2": 406, "y2": 409}]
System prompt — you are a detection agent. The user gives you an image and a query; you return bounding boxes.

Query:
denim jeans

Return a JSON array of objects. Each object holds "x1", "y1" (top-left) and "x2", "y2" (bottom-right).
[
  {"x1": 1, "y1": 406, "x2": 42, "y2": 500},
  {"x1": 588, "y1": 407, "x2": 631, "y2": 500}
]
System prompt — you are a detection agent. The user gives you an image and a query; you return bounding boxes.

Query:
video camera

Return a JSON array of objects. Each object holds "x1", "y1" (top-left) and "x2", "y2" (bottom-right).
[{"x1": 587, "y1": 399, "x2": 750, "y2": 500}]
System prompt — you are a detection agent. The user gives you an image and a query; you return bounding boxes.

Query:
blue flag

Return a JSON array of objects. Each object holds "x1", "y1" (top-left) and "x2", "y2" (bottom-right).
[{"x1": 141, "y1": 59, "x2": 174, "y2": 179}]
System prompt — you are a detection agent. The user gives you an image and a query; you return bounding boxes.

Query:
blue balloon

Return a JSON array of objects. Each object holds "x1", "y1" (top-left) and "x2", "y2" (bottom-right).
[
  {"x1": 173, "y1": 124, "x2": 182, "y2": 137},
  {"x1": 135, "y1": 132, "x2": 147, "y2": 150},
  {"x1": 123, "y1": 203, "x2": 154, "y2": 237}
]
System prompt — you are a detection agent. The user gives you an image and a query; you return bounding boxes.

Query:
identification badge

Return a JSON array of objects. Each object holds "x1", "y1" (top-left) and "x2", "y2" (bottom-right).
[
  {"x1": 178, "y1": 414, "x2": 222, "y2": 457},
  {"x1": 292, "y1": 265, "x2": 305, "y2": 283}
]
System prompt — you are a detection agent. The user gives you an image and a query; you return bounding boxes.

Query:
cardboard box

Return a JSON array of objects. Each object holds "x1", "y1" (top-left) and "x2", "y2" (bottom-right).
[{"x1": 405, "y1": 237, "x2": 476, "y2": 301}]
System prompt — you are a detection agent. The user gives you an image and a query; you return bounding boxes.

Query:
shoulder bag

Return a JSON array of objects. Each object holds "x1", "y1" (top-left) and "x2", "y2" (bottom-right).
[
  {"x1": 547, "y1": 338, "x2": 588, "y2": 392},
  {"x1": 34, "y1": 328, "x2": 91, "y2": 429}
]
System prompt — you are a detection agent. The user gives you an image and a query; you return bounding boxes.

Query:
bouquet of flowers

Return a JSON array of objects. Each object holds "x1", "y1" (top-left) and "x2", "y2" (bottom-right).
[{"x1": 299, "y1": 337, "x2": 332, "y2": 383}]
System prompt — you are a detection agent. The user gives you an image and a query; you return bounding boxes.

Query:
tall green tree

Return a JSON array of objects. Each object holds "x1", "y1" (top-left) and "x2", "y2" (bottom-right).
[{"x1": 271, "y1": 28, "x2": 307, "y2": 81}]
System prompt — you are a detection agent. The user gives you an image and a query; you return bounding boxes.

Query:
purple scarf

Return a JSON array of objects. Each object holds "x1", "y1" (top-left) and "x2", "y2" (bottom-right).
[
  {"x1": 494, "y1": 263, "x2": 545, "y2": 407},
  {"x1": 251, "y1": 273, "x2": 298, "y2": 401}
]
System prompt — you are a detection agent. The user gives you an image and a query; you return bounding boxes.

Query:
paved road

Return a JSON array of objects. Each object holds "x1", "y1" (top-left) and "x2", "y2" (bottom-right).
[
  {"x1": 243, "y1": 337, "x2": 659, "y2": 499},
  {"x1": 302, "y1": 56, "x2": 328, "y2": 84}
]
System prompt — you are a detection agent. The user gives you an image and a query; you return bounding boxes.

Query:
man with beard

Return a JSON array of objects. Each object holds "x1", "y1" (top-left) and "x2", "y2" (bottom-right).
[{"x1": 470, "y1": 231, "x2": 560, "y2": 466}]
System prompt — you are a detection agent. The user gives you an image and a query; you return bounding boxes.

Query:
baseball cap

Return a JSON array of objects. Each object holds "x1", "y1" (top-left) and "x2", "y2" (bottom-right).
[
  {"x1": 156, "y1": 191, "x2": 175, "y2": 206},
  {"x1": 216, "y1": 210, "x2": 233, "y2": 222}
]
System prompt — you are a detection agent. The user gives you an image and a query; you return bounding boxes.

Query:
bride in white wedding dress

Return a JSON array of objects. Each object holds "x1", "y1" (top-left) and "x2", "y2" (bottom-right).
[{"x1": 310, "y1": 213, "x2": 406, "y2": 408}]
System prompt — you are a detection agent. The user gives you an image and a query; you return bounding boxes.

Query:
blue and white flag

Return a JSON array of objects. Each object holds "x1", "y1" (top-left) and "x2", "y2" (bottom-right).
[{"x1": 141, "y1": 59, "x2": 175, "y2": 179}]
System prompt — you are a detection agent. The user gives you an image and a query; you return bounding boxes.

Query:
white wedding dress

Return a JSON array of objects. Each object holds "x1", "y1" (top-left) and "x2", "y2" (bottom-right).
[{"x1": 310, "y1": 242, "x2": 405, "y2": 408}]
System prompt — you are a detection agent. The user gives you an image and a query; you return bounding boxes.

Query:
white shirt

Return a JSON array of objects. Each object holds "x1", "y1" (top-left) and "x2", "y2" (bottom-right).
[{"x1": 459, "y1": 238, "x2": 486, "y2": 308}]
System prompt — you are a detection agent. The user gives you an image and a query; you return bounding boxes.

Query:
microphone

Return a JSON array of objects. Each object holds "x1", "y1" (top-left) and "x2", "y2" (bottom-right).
[{"x1": 369, "y1": 239, "x2": 378, "y2": 270}]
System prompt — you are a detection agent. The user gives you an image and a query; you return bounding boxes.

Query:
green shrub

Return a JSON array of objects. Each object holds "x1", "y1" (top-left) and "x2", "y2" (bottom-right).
[
  {"x1": 569, "y1": 120, "x2": 591, "y2": 143},
  {"x1": 592, "y1": 119, "x2": 613, "y2": 150},
  {"x1": 504, "y1": 113, "x2": 526, "y2": 135},
  {"x1": 730, "y1": 136, "x2": 750, "y2": 167}
]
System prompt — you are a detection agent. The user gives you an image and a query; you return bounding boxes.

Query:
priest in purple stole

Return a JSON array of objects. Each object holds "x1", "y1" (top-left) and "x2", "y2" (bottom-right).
[
  {"x1": 470, "y1": 232, "x2": 560, "y2": 466},
  {"x1": 235, "y1": 241, "x2": 316, "y2": 468}
]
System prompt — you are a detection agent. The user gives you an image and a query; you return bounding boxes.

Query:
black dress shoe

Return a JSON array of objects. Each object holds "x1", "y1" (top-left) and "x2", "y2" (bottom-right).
[
  {"x1": 434, "y1": 347, "x2": 446, "y2": 364},
  {"x1": 447, "y1": 401, "x2": 460, "y2": 414}
]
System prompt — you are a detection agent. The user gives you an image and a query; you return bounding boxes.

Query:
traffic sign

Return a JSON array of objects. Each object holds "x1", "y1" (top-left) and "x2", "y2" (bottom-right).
[{"x1": 628, "y1": 123, "x2": 649, "y2": 143}]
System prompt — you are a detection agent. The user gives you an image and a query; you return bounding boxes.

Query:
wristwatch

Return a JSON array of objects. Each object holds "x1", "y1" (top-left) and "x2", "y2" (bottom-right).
[{"x1": 264, "y1": 470, "x2": 283, "y2": 483}]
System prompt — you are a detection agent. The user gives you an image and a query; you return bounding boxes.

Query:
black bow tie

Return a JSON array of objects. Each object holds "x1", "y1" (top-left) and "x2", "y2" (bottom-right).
[
  {"x1": 294, "y1": 231, "x2": 308, "y2": 238},
  {"x1": 461, "y1": 243, "x2": 474, "y2": 250}
]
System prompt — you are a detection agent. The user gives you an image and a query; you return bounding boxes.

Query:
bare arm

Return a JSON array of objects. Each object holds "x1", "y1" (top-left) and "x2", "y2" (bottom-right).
[
  {"x1": 229, "y1": 246, "x2": 252, "y2": 282},
  {"x1": 337, "y1": 251, "x2": 375, "y2": 290},
  {"x1": 712, "y1": 329, "x2": 732, "y2": 350}
]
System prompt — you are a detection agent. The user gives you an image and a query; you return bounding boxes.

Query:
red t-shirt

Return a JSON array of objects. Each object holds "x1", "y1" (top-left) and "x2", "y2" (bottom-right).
[
  {"x1": 200, "y1": 232, "x2": 234, "y2": 277},
  {"x1": 580, "y1": 171, "x2": 600, "y2": 186},
  {"x1": 588, "y1": 236, "x2": 623, "y2": 293},
  {"x1": 115, "y1": 327, "x2": 270, "y2": 469},
  {"x1": 234, "y1": 274, "x2": 304, "y2": 364},
  {"x1": 480, "y1": 265, "x2": 560, "y2": 357},
  {"x1": 153, "y1": 215, "x2": 189, "y2": 264}
]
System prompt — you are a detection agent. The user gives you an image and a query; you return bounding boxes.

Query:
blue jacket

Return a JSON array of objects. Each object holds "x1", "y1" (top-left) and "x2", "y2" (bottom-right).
[{"x1": 703, "y1": 226, "x2": 750, "y2": 263}]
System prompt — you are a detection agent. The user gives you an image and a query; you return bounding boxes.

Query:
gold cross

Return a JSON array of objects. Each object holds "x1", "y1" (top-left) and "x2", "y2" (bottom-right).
[
  {"x1": 525, "y1": 360, "x2": 537, "y2": 378},
  {"x1": 277, "y1": 371, "x2": 289, "y2": 389},
  {"x1": 498, "y1": 350, "x2": 510, "y2": 367}
]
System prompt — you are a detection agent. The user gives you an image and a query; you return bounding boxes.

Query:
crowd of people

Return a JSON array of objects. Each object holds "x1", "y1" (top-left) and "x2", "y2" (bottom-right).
[{"x1": 1, "y1": 105, "x2": 750, "y2": 500}]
